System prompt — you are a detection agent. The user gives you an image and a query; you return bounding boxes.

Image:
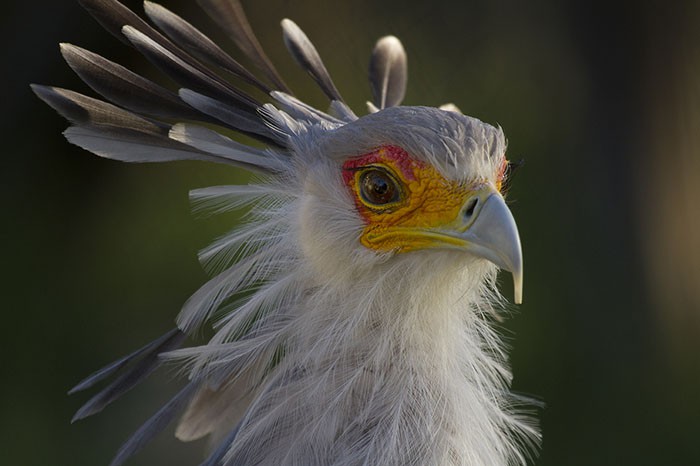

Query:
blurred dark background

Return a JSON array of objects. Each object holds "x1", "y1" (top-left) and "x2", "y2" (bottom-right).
[{"x1": 3, "y1": 0, "x2": 700, "y2": 464}]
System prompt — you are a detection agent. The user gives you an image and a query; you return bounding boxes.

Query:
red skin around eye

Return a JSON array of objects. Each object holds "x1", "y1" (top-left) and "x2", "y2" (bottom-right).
[
  {"x1": 341, "y1": 145, "x2": 473, "y2": 250},
  {"x1": 494, "y1": 156, "x2": 508, "y2": 192},
  {"x1": 341, "y1": 145, "x2": 424, "y2": 186},
  {"x1": 497, "y1": 157, "x2": 507, "y2": 182}
]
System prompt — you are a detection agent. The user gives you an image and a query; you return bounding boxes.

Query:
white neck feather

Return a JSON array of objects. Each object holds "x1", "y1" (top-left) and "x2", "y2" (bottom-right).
[
  {"x1": 181, "y1": 183, "x2": 538, "y2": 465},
  {"x1": 227, "y1": 251, "x2": 536, "y2": 465}
]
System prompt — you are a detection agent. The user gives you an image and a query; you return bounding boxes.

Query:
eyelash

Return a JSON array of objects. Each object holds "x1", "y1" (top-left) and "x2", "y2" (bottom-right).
[{"x1": 500, "y1": 159, "x2": 524, "y2": 195}]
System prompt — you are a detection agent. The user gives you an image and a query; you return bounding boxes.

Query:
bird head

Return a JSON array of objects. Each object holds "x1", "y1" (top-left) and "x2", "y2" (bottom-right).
[{"x1": 285, "y1": 106, "x2": 523, "y2": 303}]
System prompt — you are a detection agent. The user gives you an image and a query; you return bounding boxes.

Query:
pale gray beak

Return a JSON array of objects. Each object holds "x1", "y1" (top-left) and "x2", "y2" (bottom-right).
[{"x1": 458, "y1": 192, "x2": 523, "y2": 304}]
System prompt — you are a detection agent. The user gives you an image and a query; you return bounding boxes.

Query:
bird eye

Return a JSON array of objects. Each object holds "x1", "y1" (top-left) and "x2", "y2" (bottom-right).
[{"x1": 358, "y1": 167, "x2": 402, "y2": 207}]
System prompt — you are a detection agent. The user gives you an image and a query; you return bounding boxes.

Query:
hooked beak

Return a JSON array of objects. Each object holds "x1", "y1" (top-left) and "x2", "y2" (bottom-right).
[{"x1": 446, "y1": 188, "x2": 523, "y2": 303}]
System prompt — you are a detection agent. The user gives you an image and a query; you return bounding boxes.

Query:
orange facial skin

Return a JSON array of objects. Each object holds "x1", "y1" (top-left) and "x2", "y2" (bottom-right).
[
  {"x1": 343, "y1": 146, "x2": 486, "y2": 253},
  {"x1": 495, "y1": 157, "x2": 508, "y2": 193}
]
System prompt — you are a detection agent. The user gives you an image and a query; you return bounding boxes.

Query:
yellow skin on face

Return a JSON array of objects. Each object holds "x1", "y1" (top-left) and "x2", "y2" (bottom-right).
[{"x1": 343, "y1": 146, "x2": 506, "y2": 253}]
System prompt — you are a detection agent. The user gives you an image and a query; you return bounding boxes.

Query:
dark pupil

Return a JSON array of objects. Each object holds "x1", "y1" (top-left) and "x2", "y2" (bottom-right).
[{"x1": 361, "y1": 170, "x2": 396, "y2": 205}]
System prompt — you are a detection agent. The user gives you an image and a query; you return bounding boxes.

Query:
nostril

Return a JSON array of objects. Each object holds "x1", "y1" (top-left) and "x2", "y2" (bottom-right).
[{"x1": 464, "y1": 198, "x2": 478, "y2": 218}]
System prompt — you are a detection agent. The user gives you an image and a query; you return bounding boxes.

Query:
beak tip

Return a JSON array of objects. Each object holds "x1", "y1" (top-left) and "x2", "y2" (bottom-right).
[
  {"x1": 512, "y1": 269, "x2": 523, "y2": 305},
  {"x1": 514, "y1": 290, "x2": 523, "y2": 305}
]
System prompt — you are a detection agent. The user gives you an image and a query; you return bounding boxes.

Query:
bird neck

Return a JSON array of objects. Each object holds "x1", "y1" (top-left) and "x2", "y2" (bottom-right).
[{"x1": 263, "y1": 252, "x2": 533, "y2": 465}]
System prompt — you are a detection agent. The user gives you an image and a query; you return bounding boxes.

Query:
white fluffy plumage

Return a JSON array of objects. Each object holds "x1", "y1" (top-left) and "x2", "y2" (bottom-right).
[
  {"x1": 168, "y1": 107, "x2": 538, "y2": 466},
  {"x1": 33, "y1": 1, "x2": 540, "y2": 465}
]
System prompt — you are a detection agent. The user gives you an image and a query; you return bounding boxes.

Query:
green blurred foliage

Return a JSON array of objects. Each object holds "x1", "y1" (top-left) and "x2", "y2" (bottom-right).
[{"x1": 3, "y1": 0, "x2": 699, "y2": 465}]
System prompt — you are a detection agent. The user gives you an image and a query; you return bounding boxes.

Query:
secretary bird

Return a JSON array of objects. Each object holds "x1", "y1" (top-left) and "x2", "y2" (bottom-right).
[{"x1": 33, "y1": 0, "x2": 540, "y2": 464}]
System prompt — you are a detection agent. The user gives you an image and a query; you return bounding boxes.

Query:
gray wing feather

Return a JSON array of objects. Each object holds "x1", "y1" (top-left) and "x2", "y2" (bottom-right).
[
  {"x1": 60, "y1": 43, "x2": 205, "y2": 121},
  {"x1": 176, "y1": 383, "x2": 252, "y2": 442},
  {"x1": 31, "y1": 85, "x2": 165, "y2": 134},
  {"x1": 71, "y1": 329, "x2": 187, "y2": 422},
  {"x1": 169, "y1": 123, "x2": 287, "y2": 172},
  {"x1": 109, "y1": 382, "x2": 200, "y2": 466},
  {"x1": 69, "y1": 328, "x2": 184, "y2": 395},
  {"x1": 369, "y1": 35, "x2": 407, "y2": 109},
  {"x1": 122, "y1": 25, "x2": 260, "y2": 111},
  {"x1": 64, "y1": 125, "x2": 265, "y2": 169},
  {"x1": 33, "y1": 85, "x2": 277, "y2": 171},
  {"x1": 78, "y1": 0, "x2": 161, "y2": 47},
  {"x1": 80, "y1": 0, "x2": 259, "y2": 110},
  {"x1": 270, "y1": 91, "x2": 343, "y2": 125},
  {"x1": 144, "y1": 1, "x2": 270, "y2": 93},
  {"x1": 197, "y1": 0, "x2": 290, "y2": 93},
  {"x1": 200, "y1": 424, "x2": 242, "y2": 466},
  {"x1": 218, "y1": 368, "x2": 303, "y2": 465},
  {"x1": 178, "y1": 89, "x2": 283, "y2": 144},
  {"x1": 281, "y1": 19, "x2": 344, "y2": 103},
  {"x1": 329, "y1": 100, "x2": 358, "y2": 122}
]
